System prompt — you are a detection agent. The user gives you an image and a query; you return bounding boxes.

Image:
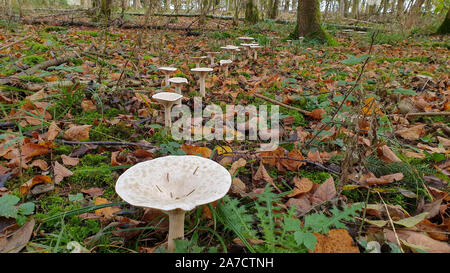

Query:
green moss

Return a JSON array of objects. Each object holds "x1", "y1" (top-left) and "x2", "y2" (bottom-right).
[
  {"x1": 298, "y1": 169, "x2": 330, "y2": 184},
  {"x1": 68, "y1": 164, "x2": 115, "y2": 187},
  {"x1": 53, "y1": 145, "x2": 74, "y2": 155},
  {"x1": 81, "y1": 154, "x2": 108, "y2": 166},
  {"x1": 19, "y1": 75, "x2": 45, "y2": 83},
  {"x1": 26, "y1": 42, "x2": 49, "y2": 52},
  {"x1": 22, "y1": 55, "x2": 46, "y2": 66},
  {"x1": 90, "y1": 123, "x2": 134, "y2": 141},
  {"x1": 44, "y1": 26, "x2": 67, "y2": 32}
]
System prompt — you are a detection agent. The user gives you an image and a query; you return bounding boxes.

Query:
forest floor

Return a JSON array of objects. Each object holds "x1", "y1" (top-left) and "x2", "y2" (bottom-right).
[{"x1": 0, "y1": 17, "x2": 449, "y2": 253}]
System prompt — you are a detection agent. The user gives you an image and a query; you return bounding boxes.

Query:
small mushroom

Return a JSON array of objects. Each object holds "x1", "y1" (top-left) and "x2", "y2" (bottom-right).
[
  {"x1": 219, "y1": 59, "x2": 232, "y2": 76},
  {"x1": 220, "y1": 45, "x2": 239, "y2": 61},
  {"x1": 240, "y1": 43, "x2": 254, "y2": 58},
  {"x1": 115, "y1": 155, "x2": 231, "y2": 252},
  {"x1": 205, "y1": 52, "x2": 220, "y2": 66},
  {"x1": 190, "y1": 67, "x2": 213, "y2": 97},
  {"x1": 238, "y1": 36, "x2": 255, "y2": 42},
  {"x1": 190, "y1": 56, "x2": 207, "y2": 68},
  {"x1": 152, "y1": 92, "x2": 183, "y2": 128},
  {"x1": 168, "y1": 77, "x2": 188, "y2": 105},
  {"x1": 250, "y1": 45, "x2": 262, "y2": 60},
  {"x1": 158, "y1": 67, "x2": 178, "y2": 87}
]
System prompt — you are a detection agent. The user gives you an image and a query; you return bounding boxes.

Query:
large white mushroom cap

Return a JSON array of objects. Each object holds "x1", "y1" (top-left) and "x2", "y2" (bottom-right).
[
  {"x1": 168, "y1": 77, "x2": 188, "y2": 84},
  {"x1": 152, "y1": 92, "x2": 183, "y2": 103},
  {"x1": 191, "y1": 67, "x2": 214, "y2": 73},
  {"x1": 158, "y1": 67, "x2": 177, "y2": 72},
  {"x1": 238, "y1": 36, "x2": 255, "y2": 40},
  {"x1": 219, "y1": 59, "x2": 232, "y2": 65},
  {"x1": 115, "y1": 155, "x2": 232, "y2": 211}
]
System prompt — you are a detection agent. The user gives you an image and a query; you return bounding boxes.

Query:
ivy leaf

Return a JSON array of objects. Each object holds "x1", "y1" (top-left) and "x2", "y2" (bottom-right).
[{"x1": 0, "y1": 194, "x2": 20, "y2": 218}]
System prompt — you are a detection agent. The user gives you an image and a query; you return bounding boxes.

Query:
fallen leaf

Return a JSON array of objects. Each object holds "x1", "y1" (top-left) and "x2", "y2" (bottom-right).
[
  {"x1": 61, "y1": 155, "x2": 80, "y2": 166},
  {"x1": 19, "y1": 175, "x2": 52, "y2": 195},
  {"x1": 228, "y1": 158, "x2": 247, "y2": 176},
  {"x1": 29, "y1": 159, "x2": 49, "y2": 171},
  {"x1": 46, "y1": 121, "x2": 61, "y2": 141},
  {"x1": 181, "y1": 144, "x2": 212, "y2": 158},
  {"x1": 94, "y1": 197, "x2": 120, "y2": 219},
  {"x1": 231, "y1": 177, "x2": 246, "y2": 195},
  {"x1": 63, "y1": 125, "x2": 92, "y2": 141},
  {"x1": 287, "y1": 177, "x2": 313, "y2": 197},
  {"x1": 377, "y1": 145, "x2": 402, "y2": 163},
  {"x1": 395, "y1": 124, "x2": 426, "y2": 141},
  {"x1": 286, "y1": 196, "x2": 312, "y2": 214},
  {"x1": 384, "y1": 229, "x2": 450, "y2": 253},
  {"x1": 54, "y1": 161, "x2": 73, "y2": 184},
  {"x1": 0, "y1": 218, "x2": 35, "y2": 253},
  {"x1": 308, "y1": 108, "x2": 326, "y2": 120},
  {"x1": 81, "y1": 99, "x2": 96, "y2": 111},
  {"x1": 281, "y1": 150, "x2": 305, "y2": 171},
  {"x1": 311, "y1": 176, "x2": 336, "y2": 205},
  {"x1": 312, "y1": 229, "x2": 360, "y2": 253},
  {"x1": 81, "y1": 187, "x2": 104, "y2": 198}
]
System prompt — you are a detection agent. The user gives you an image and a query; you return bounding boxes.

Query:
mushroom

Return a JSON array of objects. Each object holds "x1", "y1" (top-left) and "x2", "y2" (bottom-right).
[
  {"x1": 240, "y1": 43, "x2": 254, "y2": 58},
  {"x1": 250, "y1": 45, "x2": 262, "y2": 60},
  {"x1": 152, "y1": 92, "x2": 183, "y2": 128},
  {"x1": 190, "y1": 56, "x2": 207, "y2": 68},
  {"x1": 190, "y1": 67, "x2": 213, "y2": 97},
  {"x1": 220, "y1": 45, "x2": 239, "y2": 61},
  {"x1": 115, "y1": 155, "x2": 231, "y2": 252},
  {"x1": 168, "y1": 77, "x2": 188, "y2": 105},
  {"x1": 219, "y1": 59, "x2": 232, "y2": 76},
  {"x1": 158, "y1": 67, "x2": 178, "y2": 87},
  {"x1": 205, "y1": 52, "x2": 220, "y2": 66},
  {"x1": 238, "y1": 36, "x2": 255, "y2": 42}
]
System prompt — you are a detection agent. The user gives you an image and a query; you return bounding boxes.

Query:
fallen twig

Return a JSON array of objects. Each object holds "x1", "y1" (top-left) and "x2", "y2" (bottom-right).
[
  {"x1": 254, "y1": 93, "x2": 310, "y2": 115},
  {"x1": 54, "y1": 139, "x2": 157, "y2": 151}
]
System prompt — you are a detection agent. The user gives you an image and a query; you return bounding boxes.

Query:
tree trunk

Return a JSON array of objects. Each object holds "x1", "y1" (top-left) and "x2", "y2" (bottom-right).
[
  {"x1": 405, "y1": 0, "x2": 425, "y2": 28},
  {"x1": 397, "y1": 0, "x2": 404, "y2": 16},
  {"x1": 294, "y1": 0, "x2": 327, "y2": 41},
  {"x1": 245, "y1": 0, "x2": 259, "y2": 23},
  {"x1": 199, "y1": 0, "x2": 211, "y2": 25},
  {"x1": 284, "y1": 0, "x2": 290, "y2": 11},
  {"x1": 233, "y1": 0, "x2": 240, "y2": 25},
  {"x1": 267, "y1": 0, "x2": 279, "y2": 19},
  {"x1": 436, "y1": 8, "x2": 450, "y2": 34},
  {"x1": 352, "y1": 0, "x2": 359, "y2": 18}
]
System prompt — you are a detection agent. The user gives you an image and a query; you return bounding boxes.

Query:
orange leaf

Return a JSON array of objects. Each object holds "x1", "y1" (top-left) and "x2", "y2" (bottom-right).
[
  {"x1": 287, "y1": 177, "x2": 313, "y2": 197},
  {"x1": 94, "y1": 197, "x2": 120, "y2": 219},
  {"x1": 312, "y1": 229, "x2": 360, "y2": 253},
  {"x1": 181, "y1": 144, "x2": 212, "y2": 158},
  {"x1": 20, "y1": 175, "x2": 51, "y2": 195},
  {"x1": 308, "y1": 108, "x2": 326, "y2": 120},
  {"x1": 63, "y1": 125, "x2": 92, "y2": 141}
]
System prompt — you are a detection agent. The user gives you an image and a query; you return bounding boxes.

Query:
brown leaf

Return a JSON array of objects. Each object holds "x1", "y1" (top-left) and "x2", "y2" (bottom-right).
[
  {"x1": 259, "y1": 146, "x2": 286, "y2": 167},
  {"x1": 29, "y1": 159, "x2": 49, "y2": 171},
  {"x1": 311, "y1": 176, "x2": 336, "y2": 205},
  {"x1": 21, "y1": 142, "x2": 50, "y2": 160},
  {"x1": 63, "y1": 125, "x2": 92, "y2": 141},
  {"x1": 307, "y1": 150, "x2": 323, "y2": 164},
  {"x1": 46, "y1": 121, "x2": 61, "y2": 141},
  {"x1": 54, "y1": 161, "x2": 73, "y2": 184},
  {"x1": 228, "y1": 158, "x2": 247, "y2": 176},
  {"x1": 415, "y1": 219, "x2": 448, "y2": 241},
  {"x1": 81, "y1": 99, "x2": 97, "y2": 111},
  {"x1": 312, "y1": 229, "x2": 360, "y2": 253},
  {"x1": 286, "y1": 196, "x2": 312, "y2": 214},
  {"x1": 395, "y1": 124, "x2": 426, "y2": 141},
  {"x1": 19, "y1": 175, "x2": 52, "y2": 195},
  {"x1": 287, "y1": 177, "x2": 313, "y2": 197},
  {"x1": 384, "y1": 229, "x2": 450, "y2": 253},
  {"x1": 0, "y1": 219, "x2": 35, "y2": 253},
  {"x1": 254, "y1": 162, "x2": 273, "y2": 183},
  {"x1": 61, "y1": 155, "x2": 80, "y2": 166},
  {"x1": 94, "y1": 197, "x2": 120, "y2": 219},
  {"x1": 308, "y1": 108, "x2": 326, "y2": 120},
  {"x1": 377, "y1": 145, "x2": 402, "y2": 163},
  {"x1": 231, "y1": 177, "x2": 246, "y2": 195},
  {"x1": 281, "y1": 150, "x2": 305, "y2": 171},
  {"x1": 81, "y1": 187, "x2": 104, "y2": 198}
]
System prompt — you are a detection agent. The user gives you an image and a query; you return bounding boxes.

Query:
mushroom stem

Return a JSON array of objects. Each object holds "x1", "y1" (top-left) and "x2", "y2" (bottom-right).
[
  {"x1": 195, "y1": 61, "x2": 201, "y2": 68},
  {"x1": 174, "y1": 86, "x2": 182, "y2": 105},
  {"x1": 224, "y1": 66, "x2": 229, "y2": 76},
  {"x1": 164, "y1": 74, "x2": 170, "y2": 87},
  {"x1": 253, "y1": 50, "x2": 257, "y2": 60},
  {"x1": 199, "y1": 76, "x2": 206, "y2": 97},
  {"x1": 164, "y1": 105, "x2": 172, "y2": 128},
  {"x1": 209, "y1": 56, "x2": 215, "y2": 66},
  {"x1": 167, "y1": 208, "x2": 186, "y2": 252}
]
